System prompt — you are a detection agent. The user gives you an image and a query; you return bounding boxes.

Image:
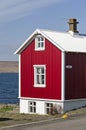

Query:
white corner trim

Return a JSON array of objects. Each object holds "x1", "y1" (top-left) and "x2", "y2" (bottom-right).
[
  {"x1": 19, "y1": 54, "x2": 21, "y2": 98},
  {"x1": 61, "y1": 52, "x2": 65, "y2": 101}
]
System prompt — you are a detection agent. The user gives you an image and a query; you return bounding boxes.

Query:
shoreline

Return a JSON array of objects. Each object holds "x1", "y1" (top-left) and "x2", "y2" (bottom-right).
[{"x1": 0, "y1": 61, "x2": 18, "y2": 73}]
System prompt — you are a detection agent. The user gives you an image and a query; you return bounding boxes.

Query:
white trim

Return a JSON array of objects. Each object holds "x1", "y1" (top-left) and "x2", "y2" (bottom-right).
[
  {"x1": 33, "y1": 65, "x2": 46, "y2": 67},
  {"x1": 41, "y1": 30, "x2": 65, "y2": 51},
  {"x1": 33, "y1": 85, "x2": 46, "y2": 88},
  {"x1": 19, "y1": 96, "x2": 86, "y2": 102},
  {"x1": 33, "y1": 65, "x2": 46, "y2": 88},
  {"x1": 15, "y1": 29, "x2": 65, "y2": 54},
  {"x1": 15, "y1": 28, "x2": 86, "y2": 55},
  {"x1": 19, "y1": 97, "x2": 63, "y2": 102},
  {"x1": 61, "y1": 52, "x2": 65, "y2": 101},
  {"x1": 15, "y1": 29, "x2": 40, "y2": 54},
  {"x1": 19, "y1": 55, "x2": 21, "y2": 98}
]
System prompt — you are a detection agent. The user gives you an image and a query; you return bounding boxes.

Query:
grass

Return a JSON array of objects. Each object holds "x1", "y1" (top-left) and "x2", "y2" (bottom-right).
[
  {"x1": 0, "y1": 104, "x2": 86, "y2": 128},
  {"x1": 0, "y1": 105, "x2": 14, "y2": 113},
  {"x1": 0, "y1": 104, "x2": 54, "y2": 127},
  {"x1": 0, "y1": 122, "x2": 8, "y2": 127}
]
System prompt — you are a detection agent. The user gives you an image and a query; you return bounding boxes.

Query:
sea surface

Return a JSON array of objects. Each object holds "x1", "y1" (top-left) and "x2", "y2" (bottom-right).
[{"x1": 0, "y1": 73, "x2": 19, "y2": 104}]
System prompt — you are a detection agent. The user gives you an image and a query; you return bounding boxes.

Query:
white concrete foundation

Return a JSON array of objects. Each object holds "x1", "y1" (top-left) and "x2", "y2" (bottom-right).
[
  {"x1": 19, "y1": 98, "x2": 86, "y2": 114},
  {"x1": 20, "y1": 98, "x2": 63, "y2": 114}
]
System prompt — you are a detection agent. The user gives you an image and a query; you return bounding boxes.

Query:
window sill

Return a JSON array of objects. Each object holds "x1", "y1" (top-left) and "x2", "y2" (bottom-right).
[
  {"x1": 35, "y1": 48, "x2": 45, "y2": 51},
  {"x1": 34, "y1": 85, "x2": 46, "y2": 88}
]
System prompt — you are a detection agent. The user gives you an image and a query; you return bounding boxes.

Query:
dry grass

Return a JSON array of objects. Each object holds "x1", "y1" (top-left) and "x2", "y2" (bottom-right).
[
  {"x1": 0, "y1": 104, "x2": 86, "y2": 128},
  {"x1": 0, "y1": 104, "x2": 56, "y2": 127},
  {"x1": 66, "y1": 106, "x2": 86, "y2": 116}
]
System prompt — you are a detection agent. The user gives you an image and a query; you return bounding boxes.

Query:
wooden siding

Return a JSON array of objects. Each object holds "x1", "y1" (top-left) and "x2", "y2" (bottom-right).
[
  {"x1": 65, "y1": 52, "x2": 86, "y2": 99},
  {"x1": 20, "y1": 38, "x2": 61, "y2": 100}
]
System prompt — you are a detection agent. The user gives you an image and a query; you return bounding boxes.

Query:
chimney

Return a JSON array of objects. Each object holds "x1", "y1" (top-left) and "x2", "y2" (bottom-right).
[{"x1": 68, "y1": 18, "x2": 79, "y2": 33}]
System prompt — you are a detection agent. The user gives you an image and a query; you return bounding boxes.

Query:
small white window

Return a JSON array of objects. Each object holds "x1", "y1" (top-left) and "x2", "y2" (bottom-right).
[
  {"x1": 28, "y1": 101, "x2": 36, "y2": 113},
  {"x1": 34, "y1": 65, "x2": 46, "y2": 87},
  {"x1": 35, "y1": 35, "x2": 45, "y2": 51},
  {"x1": 45, "y1": 103, "x2": 53, "y2": 114}
]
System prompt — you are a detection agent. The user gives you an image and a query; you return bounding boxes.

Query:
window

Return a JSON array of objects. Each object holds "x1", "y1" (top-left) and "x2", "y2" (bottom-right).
[
  {"x1": 35, "y1": 35, "x2": 45, "y2": 50},
  {"x1": 34, "y1": 65, "x2": 46, "y2": 87},
  {"x1": 28, "y1": 102, "x2": 36, "y2": 113},
  {"x1": 45, "y1": 103, "x2": 53, "y2": 114}
]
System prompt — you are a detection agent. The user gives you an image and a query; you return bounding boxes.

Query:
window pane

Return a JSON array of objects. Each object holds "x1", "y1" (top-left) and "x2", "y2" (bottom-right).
[
  {"x1": 41, "y1": 42, "x2": 44, "y2": 47},
  {"x1": 51, "y1": 104, "x2": 53, "y2": 107},
  {"x1": 34, "y1": 102, "x2": 36, "y2": 105},
  {"x1": 30, "y1": 106, "x2": 33, "y2": 112},
  {"x1": 38, "y1": 38, "x2": 40, "y2": 41},
  {"x1": 46, "y1": 108, "x2": 50, "y2": 114},
  {"x1": 30, "y1": 102, "x2": 32, "y2": 105},
  {"x1": 41, "y1": 68, "x2": 44, "y2": 73},
  {"x1": 37, "y1": 68, "x2": 41, "y2": 74},
  {"x1": 47, "y1": 103, "x2": 49, "y2": 107},
  {"x1": 41, "y1": 37, "x2": 44, "y2": 41},
  {"x1": 34, "y1": 107, "x2": 36, "y2": 113},
  {"x1": 37, "y1": 75, "x2": 40, "y2": 84},
  {"x1": 38, "y1": 42, "x2": 40, "y2": 47},
  {"x1": 41, "y1": 75, "x2": 44, "y2": 84},
  {"x1": 36, "y1": 67, "x2": 45, "y2": 85}
]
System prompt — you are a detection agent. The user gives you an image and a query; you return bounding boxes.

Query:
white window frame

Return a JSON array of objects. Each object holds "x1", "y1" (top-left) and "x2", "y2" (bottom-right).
[
  {"x1": 35, "y1": 35, "x2": 45, "y2": 51},
  {"x1": 33, "y1": 65, "x2": 46, "y2": 88},
  {"x1": 45, "y1": 103, "x2": 53, "y2": 114},
  {"x1": 28, "y1": 101, "x2": 36, "y2": 113}
]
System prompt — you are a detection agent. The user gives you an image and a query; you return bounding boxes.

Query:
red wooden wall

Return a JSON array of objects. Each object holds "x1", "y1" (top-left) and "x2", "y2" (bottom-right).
[
  {"x1": 20, "y1": 38, "x2": 62, "y2": 100},
  {"x1": 65, "y1": 52, "x2": 86, "y2": 99}
]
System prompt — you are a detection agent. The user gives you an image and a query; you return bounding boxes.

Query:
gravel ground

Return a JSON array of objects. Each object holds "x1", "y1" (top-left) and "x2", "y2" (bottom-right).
[{"x1": 0, "y1": 104, "x2": 86, "y2": 128}]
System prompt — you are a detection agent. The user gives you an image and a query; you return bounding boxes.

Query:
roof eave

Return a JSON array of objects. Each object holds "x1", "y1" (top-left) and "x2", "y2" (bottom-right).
[
  {"x1": 14, "y1": 29, "x2": 65, "y2": 54},
  {"x1": 14, "y1": 29, "x2": 41, "y2": 54}
]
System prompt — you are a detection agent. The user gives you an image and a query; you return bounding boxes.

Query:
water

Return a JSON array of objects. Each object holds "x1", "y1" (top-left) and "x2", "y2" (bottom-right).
[{"x1": 0, "y1": 73, "x2": 19, "y2": 104}]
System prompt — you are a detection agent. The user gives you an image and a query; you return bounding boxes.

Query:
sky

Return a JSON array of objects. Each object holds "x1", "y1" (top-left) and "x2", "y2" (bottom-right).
[{"x1": 0, "y1": 0, "x2": 86, "y2": 61}]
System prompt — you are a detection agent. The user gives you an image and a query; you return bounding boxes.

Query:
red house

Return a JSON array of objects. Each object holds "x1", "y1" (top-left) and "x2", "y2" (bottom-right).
[{"x1": 15, "y1": 19, "x2": 86, "y2": 114}]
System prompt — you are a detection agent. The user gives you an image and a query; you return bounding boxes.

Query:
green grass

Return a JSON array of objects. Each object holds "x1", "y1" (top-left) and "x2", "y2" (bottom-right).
[{"x1": 0, "y1": 105, "x2": 14, "y2": 113}]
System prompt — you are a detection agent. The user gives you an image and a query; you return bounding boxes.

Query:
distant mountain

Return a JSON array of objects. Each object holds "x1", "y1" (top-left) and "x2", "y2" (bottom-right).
[{"x1": 0, "y1": 61, "x2": 18, "y2": 73}]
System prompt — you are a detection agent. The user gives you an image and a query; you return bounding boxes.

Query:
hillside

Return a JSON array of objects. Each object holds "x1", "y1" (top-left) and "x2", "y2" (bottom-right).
[{"x1": 0, "y1": 61, "x2": 18, "y2": 73}]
